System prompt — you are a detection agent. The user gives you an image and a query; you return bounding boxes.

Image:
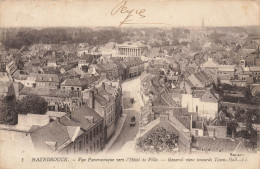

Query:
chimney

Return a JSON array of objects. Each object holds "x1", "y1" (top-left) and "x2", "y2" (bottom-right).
[
  {"x1": 89, "y1": 90, "x2": 95, "y2": 110},
  {"x1": 102, "y1": 82, "x2": 105, "y2": 90},
  {"x1": 57, "y1": 117, "x2": 61, "y2": 123},
  {"x1": 67, "y1": 111, "x2": 72, "y2": 119}
]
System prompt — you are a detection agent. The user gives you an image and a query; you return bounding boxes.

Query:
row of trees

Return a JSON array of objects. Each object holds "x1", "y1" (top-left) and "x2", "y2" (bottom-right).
[
  {"x1": 0, "y1": 95, "x2": 48, "y2": 125},
  {"x1": 1, "y1": 28, "x2": 129, "y2": 50},
  {"x1": 214, "y1": 82, "x2": 259, "y2": 105}
]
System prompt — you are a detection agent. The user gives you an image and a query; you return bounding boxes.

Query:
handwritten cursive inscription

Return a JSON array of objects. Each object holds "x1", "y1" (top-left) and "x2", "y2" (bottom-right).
[{"x1": 111, "y1": 0, "x2": 146, "y2": 27}]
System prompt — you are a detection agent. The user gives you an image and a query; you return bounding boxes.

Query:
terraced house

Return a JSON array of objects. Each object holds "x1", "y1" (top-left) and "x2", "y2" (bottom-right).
[
  {"x1": 123, "y1": 57, "x2": 144, "y2": 79},
  {"x1": 35, "y1": 74, "x2": 59, "y2": 89},
  {"x1": 83, "y1": 79, "x2": 121, "y2": 143}
]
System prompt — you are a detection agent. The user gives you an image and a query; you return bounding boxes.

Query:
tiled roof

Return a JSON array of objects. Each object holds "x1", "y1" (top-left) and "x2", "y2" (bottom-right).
[
  {"x1": 160, "y1": 90, "x2": 179, "y2": 107},
  {"x1": 42, "y1": 66, "x2": 60, "y2": 74},
  {"x1": 59, "y1": 65, "x2": 74, "y2": 71},
  {"x1": 152, "y1": 106, "x2": 173, "y2": 114},
  {"x1": 167, "y1": 108, "x2": 190, "y2": 129},
  {"x1": 60, "y1": 104, "x2": 102, "y2": 131},
  {"x1": 95, "y1": 94, "x2": 109, "y2": 106},
  {"x1": 193, "y1": 89, "x2": 206, "y2": 98},
  {"x1": 98, "y1": 62, "x2": 117, "y2": 71},
  {"x1": 185, "y1": 79, "x2": 195, "y2": 88},
  {"x1": 188, "y1": 74, "x2": 203, "y2": 87},
  {"x1": 202, "y1": 58, "x2": 218, "y2": 68},
  {"x1": 112, "y1": 59, "x2": 127, "y2": 69},
  {"x1": 218, "y1": 65, "x2": 235, "y2": 72},
  {"x1": 122, "y1": 57, "x2": 143, "y2": 67},
  {"x1": 20, "y1": 87, "x2": 78, "y2": 98},
  {"x1": 249, "y1": 66, "x2": 260, "y2": 72},
  {"x1": 176, "y1": 116, "x2": 191, "y2": 130},
  {"x1": 30, "y1": 104, "x2": 102, "y2": 153},
  {"x1": 30, "y1": 121, "x2": 70, "y2": 153},
  {"x1": 193, "y1": 137, "x2": 247, "y2": 152},
  {"x1": 194, "y1": 71, "x2": 211, "y2": 83},
  {"x1": 200, "y1": 89, "x2": 218, "y2": 103},
  {"x1": 61, "y1": 79, "x2": 82, "y2": 87},
  {"x1": 98, "y1": 89, "x2": 113, "y2": 100},
  {"x1": 0, "y1": 81, "x2": 13, "y2": 93}
]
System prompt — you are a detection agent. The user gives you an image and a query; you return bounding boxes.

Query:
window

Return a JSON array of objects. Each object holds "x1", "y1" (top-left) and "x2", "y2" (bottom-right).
[
  {"x1": 78, "y1": 141, "x2": 82, "y2": 151},
  {"x1": 90, "y1": 146, "x2": 93, "y2": 153},
  {"x1": 94, "y1": 129, "x2": 96, "y2": 138},
  {"x1": 94, "y1": 143, "x2": 96, "y2": 152},
  {"x1": 195, "y1": 130, "x2": 198, "y2": 136},
  {"x1": 85, "y1": 134, "x2": 88, "y2": 144},
  {"x1": 90, "y1": 131, "x2": 92, "y2": 141},
  {"x1": 97, "y1": 126, "x2": 99, "y2": 135},
  {"x1": 97, "y1": 140, "x2": 99, "y2": 149},
  {"x1": 100, "y1": 124, "x2": 102, "y2": 133},
  {"x1": 66, "y1": 148, "x2": 70, "y2": 154}
]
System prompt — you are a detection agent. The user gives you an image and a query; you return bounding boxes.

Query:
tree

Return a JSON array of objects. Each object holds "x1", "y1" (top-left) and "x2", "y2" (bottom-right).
[
  {"x1": 81, "y1": 65, "x2": 89, "y2": 73},
  {"x1": 0, "y1": 95, "x2": 18, "y2": 125},
  {"x1": 17, "y1": 95, "x2": 48, "y2": 115},
  {"x1": 136, "y1": 127, "x2": 179, "y2": 153},
  {"x1": 227, "y1": 120, "x2": 238, "y2": 136}
]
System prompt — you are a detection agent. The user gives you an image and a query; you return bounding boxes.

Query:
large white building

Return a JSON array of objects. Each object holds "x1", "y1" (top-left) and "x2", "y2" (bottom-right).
[{"x1": 116, "y1": 42, "x2": 146, "y2": 57}]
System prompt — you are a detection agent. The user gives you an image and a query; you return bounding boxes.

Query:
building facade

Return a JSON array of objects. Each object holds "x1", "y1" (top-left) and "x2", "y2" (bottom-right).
[
  {"x1": 35, "y1": 74, "x2": 59, "y2": 89},
  {"x1": 116, "y1": 42, "x2": 145, "y2": 57}
]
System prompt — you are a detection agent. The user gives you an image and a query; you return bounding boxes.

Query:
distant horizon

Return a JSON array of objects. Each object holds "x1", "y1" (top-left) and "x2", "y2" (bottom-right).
[{"x1": 0, "y1": 25, "x2": 259, "y2": 29}]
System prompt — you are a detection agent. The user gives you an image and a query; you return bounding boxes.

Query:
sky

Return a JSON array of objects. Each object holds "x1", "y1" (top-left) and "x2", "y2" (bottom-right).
[{"x1": 0, "y1": 0, "x2": 259, "y2": 28}]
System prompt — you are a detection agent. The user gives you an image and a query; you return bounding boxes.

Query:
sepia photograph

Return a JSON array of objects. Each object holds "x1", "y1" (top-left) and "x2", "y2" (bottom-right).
[{"x1": 0, "y1": 0, "x2": 259, "y2": 169}]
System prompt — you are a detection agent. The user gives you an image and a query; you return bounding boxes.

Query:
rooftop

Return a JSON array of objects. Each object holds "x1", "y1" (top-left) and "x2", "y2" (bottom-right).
[
  {"x1": 193, "y1": 137, "x2": 247, "y2": 152},
  {"x1": 61, "y1": 78, "x2": 82, "y2": 87},
  {"x1": 30, "y1": 104, "x2": 102, "y2": 153},
  {"x1": 20, "y1": 87, "x2": 79, "y2": 98},
  {"x1": 36, "y1": 74, "x2": 59, "y2": 83}
]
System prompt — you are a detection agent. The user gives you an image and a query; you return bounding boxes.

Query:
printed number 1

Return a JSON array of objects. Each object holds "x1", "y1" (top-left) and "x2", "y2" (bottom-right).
[{"x1": 22, "y1": 158, "x2": 24, "y2": 162}]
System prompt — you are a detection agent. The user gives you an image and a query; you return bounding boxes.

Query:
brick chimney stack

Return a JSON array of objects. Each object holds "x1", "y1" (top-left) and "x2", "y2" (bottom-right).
[{"x1": 89, "y1": 90, "x2": 95, "y2": 110}]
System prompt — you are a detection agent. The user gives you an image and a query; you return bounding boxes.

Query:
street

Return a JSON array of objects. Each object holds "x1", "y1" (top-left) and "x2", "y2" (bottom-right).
[{"x1": 107, "y1": 76, "x2": 143, "y2": 152}]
